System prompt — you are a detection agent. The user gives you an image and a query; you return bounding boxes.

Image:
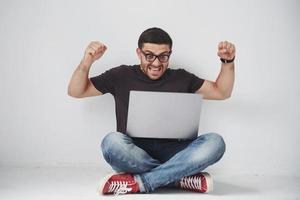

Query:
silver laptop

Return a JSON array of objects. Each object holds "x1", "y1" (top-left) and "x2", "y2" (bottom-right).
[{"x1": 126, "y1": 91, "x2": 203, "y2": 139}]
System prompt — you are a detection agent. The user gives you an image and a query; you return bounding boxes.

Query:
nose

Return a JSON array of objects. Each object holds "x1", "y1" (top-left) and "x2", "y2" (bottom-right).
[{"x1": 151, "y1": 57, "x2": 162, "y2": 67}]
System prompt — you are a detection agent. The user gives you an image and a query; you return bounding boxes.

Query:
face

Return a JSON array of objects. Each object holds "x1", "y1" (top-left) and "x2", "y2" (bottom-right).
[{"x1": 137, "y1": 43, "x2": 172, "y2": 80}]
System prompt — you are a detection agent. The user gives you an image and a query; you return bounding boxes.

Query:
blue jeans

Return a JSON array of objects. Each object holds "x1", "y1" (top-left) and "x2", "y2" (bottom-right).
[{"x1": 101, "y1": 132, "x2": 225, "y2": 193}]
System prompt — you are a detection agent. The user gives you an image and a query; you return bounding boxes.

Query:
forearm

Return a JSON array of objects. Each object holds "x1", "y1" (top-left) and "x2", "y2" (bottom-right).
[
  {"x1": 215, "y1": 62, "x2": 235, "y2": 98},
  {"x1": 68, "y1": 60, "x2": 92, "y2": 97}
]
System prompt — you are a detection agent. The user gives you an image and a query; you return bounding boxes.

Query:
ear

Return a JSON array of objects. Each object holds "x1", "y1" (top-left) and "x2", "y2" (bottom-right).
[{"x1": 136, "y1": 48, "x2": 142, "y2": 60}]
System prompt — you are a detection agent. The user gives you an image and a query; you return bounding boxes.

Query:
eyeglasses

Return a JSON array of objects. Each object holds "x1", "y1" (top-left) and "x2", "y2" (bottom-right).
[{"x1": 140, "y1": 49, "x2": 172, "y2": 63}]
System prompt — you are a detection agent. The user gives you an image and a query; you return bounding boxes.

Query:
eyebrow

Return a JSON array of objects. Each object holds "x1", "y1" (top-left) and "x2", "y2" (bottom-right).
[{"x1": 143, "y1": 50, "x2": 171, "y2": 55}]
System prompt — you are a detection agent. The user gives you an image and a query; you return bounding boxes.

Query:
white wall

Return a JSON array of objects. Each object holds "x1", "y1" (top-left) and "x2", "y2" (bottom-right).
[{"x1": 0, "y1": 0, "x2": 299, "y2": 175}]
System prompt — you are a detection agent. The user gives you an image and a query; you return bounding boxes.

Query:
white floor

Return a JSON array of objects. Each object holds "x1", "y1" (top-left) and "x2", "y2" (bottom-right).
[{"x1": 0, "y1": 166, "x2": 299, "y2": 200}]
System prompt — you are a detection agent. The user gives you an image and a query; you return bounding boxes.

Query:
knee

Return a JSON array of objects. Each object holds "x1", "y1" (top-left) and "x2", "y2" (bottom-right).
[
  {"x1": 205, "y1": 132, "x2": 226, "y2": 158},
  {"x1": 101, "y1": 132, "x2": 125, "y2": 162},
  {"x1": 101, "y1": 132, "x2": 127, "y2": 153}
]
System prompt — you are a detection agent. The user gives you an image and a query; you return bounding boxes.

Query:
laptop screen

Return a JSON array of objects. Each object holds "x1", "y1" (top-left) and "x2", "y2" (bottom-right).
[{"x1": 126, "y1": 91, "x2": 203, "y2": 139}]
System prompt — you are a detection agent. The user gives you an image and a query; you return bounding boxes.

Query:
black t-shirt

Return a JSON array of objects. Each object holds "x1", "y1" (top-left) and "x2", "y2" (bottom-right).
[{"x1": 90, "y1": 65, "x2": 204, "y2": 133}]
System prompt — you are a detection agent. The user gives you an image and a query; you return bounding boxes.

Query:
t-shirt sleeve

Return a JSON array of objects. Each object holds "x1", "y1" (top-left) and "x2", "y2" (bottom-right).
[
  {"x1": 90, "y1": 69, "x2": 116, "y2": 95},
  {"x1": 184, "y1": 70, "x2": 205, "y2": 93}
]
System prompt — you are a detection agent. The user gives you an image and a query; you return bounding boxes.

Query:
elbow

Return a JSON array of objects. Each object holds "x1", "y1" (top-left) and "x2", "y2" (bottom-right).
[
  {"x1": 68, "y1": 91, "x2": 79, "y2": 98},
  {"x1": 215, "y1": 88, "x2": 232, "y2": 100},
  {"x1": 218, "y1": 87, "x2": 232, "y2": 100},
  {"x1": 224, "y1": 94, "x2": 231, "y2": 100},
  {"x1": 221, "y1": 92, "x2": 232, "y2": 100},
  {"x1": 213, "y1": 82, "x2": 232, "y2": 100},
  {"x1": 68, "y1": 93, "x2": 83, "y2": 98},
  {"x1": 67, "y1": 87, "x2": 83, "y2": 98},
  {"x1": 214, "y1": 87, "x2": 232, "y2": 100}
]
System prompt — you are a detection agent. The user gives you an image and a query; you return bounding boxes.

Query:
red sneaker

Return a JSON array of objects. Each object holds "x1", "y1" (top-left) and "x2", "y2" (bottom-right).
[
  {"x1": 98, "y1": 173, "x2": 140, "y2": 195},
  {"x1": 179, "y1": 172, "x2": 213, "y2": 193}
]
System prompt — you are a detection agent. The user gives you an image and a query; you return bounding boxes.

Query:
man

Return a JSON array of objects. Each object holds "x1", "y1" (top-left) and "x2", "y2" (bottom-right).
[{"x1": 68, "y1": 27, "x2": 235, "y2": 195}]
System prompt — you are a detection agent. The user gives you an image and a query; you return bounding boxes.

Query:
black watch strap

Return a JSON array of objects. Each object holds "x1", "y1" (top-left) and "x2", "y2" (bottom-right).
[{"x1": 220, "y1": 56, "x2": 235, "y2": 64}]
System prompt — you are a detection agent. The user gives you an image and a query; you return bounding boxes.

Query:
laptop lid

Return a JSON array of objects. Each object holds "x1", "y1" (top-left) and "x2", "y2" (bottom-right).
[{"x1": 126, "y1": 91, "x2": 203, "y2": 139}]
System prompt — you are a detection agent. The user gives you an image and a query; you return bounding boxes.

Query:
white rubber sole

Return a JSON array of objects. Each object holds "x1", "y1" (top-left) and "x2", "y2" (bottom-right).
[{"x1": 202, "y1": 172, "x2": 213, "y2": 193}]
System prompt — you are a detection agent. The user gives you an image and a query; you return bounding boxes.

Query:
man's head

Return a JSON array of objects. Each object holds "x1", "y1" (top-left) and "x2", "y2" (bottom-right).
[{"x1": 136, "y1": 27, "x2": 173, "y2": 80}]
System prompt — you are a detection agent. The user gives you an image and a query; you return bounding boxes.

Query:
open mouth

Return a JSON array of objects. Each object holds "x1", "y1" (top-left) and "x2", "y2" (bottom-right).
[{"x1": 148, "y1": 66, "x2": 162, "y2": 73}]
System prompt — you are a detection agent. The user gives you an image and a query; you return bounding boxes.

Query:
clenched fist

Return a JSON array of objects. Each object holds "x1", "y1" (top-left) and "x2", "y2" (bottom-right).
[
  {"x1": 82, "y1": 41, "x2": 107, "y2": 65},
  {"x1": 217, "y1": 41, "x2": 235, "y2": 61}
]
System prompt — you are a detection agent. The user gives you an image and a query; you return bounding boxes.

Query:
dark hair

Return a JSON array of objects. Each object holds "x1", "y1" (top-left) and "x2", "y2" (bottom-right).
[{"x1": 138, "y1": 27, "x2": 173, "y2": 49}]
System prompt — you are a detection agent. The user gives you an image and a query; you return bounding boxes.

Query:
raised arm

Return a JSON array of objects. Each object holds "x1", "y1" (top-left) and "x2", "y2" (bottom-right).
[
  {"x1": 68, "y1": 41, "x2": 107, "y2": 98},
  {"x1": 196, "y1": 41, "x2": 235, "y2": 100}
]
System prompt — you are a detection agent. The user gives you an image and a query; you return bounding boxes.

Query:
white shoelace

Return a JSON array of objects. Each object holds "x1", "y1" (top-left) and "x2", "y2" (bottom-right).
[
  {"x1": 108, "y1": 181, "x2": 133, "y2": 195},
  {"x1": 180, "y1": 176, "x2": 202, "y2": 190}
]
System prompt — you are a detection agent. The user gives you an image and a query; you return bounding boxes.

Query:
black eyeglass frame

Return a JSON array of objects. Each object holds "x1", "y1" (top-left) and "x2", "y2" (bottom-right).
[{"x1": 140, "y1": 49, "x2": 172, "y2": 63}]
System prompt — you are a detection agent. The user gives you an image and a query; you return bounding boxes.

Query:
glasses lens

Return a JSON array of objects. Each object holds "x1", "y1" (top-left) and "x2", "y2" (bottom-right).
[
  {"x1": 145, "y1": 54, "x2": 155, "y2": 62},
  {"x1": 158, "y1": 55, "x2": 169, "y2": 62}
]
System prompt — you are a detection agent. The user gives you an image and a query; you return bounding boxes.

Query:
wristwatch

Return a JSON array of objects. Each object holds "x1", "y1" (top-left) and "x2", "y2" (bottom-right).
[{"x1": 220, "y1": 57, "x2": 235, "y2": 64}]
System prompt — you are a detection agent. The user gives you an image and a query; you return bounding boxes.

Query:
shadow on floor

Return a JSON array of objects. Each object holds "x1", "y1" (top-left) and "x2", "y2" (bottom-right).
[{"x1": 154, "y1": 180, "x2": 258, "y2": 196}]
